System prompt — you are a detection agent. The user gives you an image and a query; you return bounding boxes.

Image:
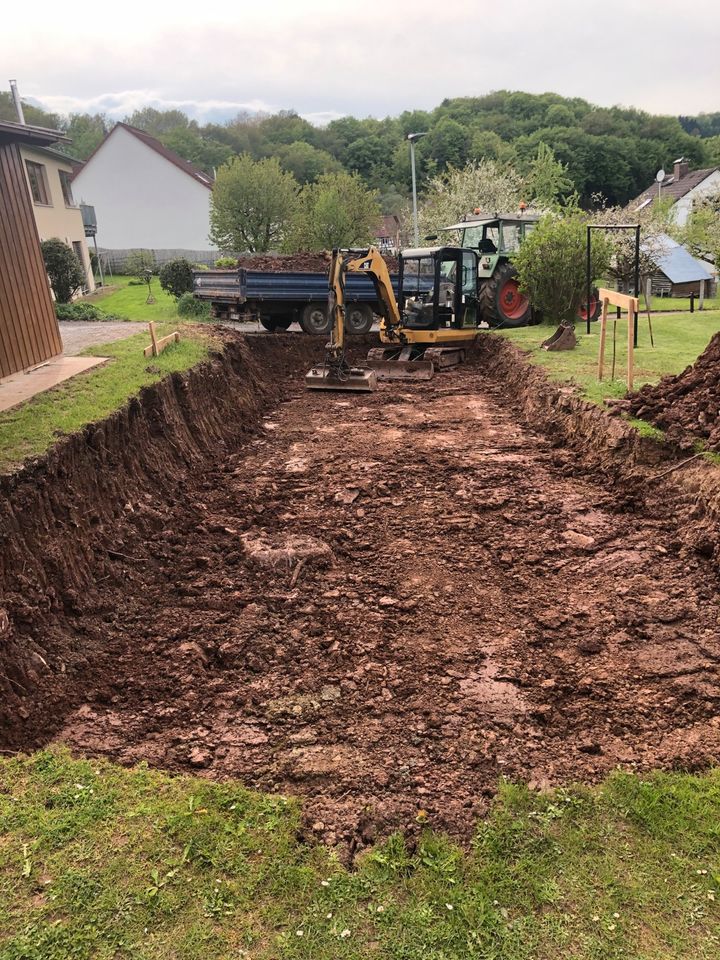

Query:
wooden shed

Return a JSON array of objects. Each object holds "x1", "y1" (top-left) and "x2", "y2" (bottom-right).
[{"x1": 0, "y1": 120, "x2": 66, "y2": 379}]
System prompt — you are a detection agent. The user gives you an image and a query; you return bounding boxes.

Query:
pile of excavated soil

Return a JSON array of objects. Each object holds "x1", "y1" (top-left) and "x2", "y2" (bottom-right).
[
  {"x1": 2, "y1": 334, "x2": 720, "y2": 857},
  {"x1": 627, "y1": 332, "x2": 720, "y2": 450},
  {"x1": 237, "y1": 252, "x2": 400, "y2": 273}
]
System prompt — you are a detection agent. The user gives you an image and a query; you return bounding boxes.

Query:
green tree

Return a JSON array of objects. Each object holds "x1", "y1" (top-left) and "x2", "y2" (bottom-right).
[
  {"x1": 210, "y1": 155, "x2": 299, "y2": 252},
  {"x1": 0, "y1": 92, "x2": 60, "y2": 129},
  {"x1": 277, "y1": 142, "x2": 342, "y2": 184},
  {"x1": 514, "y1": 213, "x2": 611, "y2": 324},
  {"x1": 124, "y1": 249, "x2": 157, "y2": 280},
  {"x1": 285, "y1": 172, "x2": 381, "y2": 251},
  {"x1": 159, "y1": 258, "x2": 195, "y2": 299},
  {"x1": 40, "y1": 239, "x2": 86, "y2": 303},
  {"x1": 58, "y1": 113, "x2": 108, "y2": 160},
  {"x1": 161, "y1": 128, "x2": 233, "y2": 175},
  {"x1": 527, "y1": 143, "x2": 574, "y2": 208},
  {"x1": 125, "y1": 107, "x2": 193, "y2": 137}
]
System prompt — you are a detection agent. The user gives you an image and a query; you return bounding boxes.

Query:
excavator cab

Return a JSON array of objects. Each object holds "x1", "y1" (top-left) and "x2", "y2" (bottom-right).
[{"x1": 400, "y1": 247, "x2": 479, "y2": 331}]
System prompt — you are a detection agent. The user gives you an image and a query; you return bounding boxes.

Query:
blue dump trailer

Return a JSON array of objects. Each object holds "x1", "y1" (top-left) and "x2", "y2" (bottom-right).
[{"x1": 192, "y1": 267, "x2": 406, "y2": 335}]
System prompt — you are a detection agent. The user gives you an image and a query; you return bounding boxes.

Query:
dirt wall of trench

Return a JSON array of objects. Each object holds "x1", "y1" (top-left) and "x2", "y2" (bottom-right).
[
  {"x1": 474, "y1": 335, "x2": 672, "y2": 472},
  {"x1": 0, "y1": 333, "x2": 330, "y2": 721}
]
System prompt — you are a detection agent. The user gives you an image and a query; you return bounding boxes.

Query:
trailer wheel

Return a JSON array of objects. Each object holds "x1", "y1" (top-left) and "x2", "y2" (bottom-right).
[
  {"x1": 344, "y1": 303, "x2": 373, "y2": 335},
  {"x1": 479, "y1": 262, "x2": 532, "y2": 328},
  {"x1": 260, "y1": 317, "x2": 292, "y2": 332},
  {"x1": 300, "y1": 304, "x2": 332, "y2": 335}
]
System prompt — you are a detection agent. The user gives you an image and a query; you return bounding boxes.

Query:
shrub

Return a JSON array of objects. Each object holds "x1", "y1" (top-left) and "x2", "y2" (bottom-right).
[
  {"x1": 177, "y1": 292, "x2": 211, "y2": 319},
  {"x1": 159, "y1": 258, "x2": 195, "y2": 299},
  {"x1": 514, "y1": 212, "x2": 611, "y2": 325},
  {"x1": 41, "y1": 238, "x2": 86, "y2": 304},
  {"x1": 215, "y1": 256, "x2": 237, "y2": 268},
  {"x1": 54, "y1": 302, "x2": 127, "y2": 322},
  {"x1": 124, "y1": 249, "x2": 156, "y2": 280}
]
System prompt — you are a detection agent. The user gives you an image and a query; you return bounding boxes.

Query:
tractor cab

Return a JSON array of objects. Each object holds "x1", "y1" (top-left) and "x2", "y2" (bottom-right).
[
  {"x1": 447, "y1": 213, "x2": 540, "y2": 279},
  {"x1": 399, "y1": 246, "x2": 479, "y2": 330}
]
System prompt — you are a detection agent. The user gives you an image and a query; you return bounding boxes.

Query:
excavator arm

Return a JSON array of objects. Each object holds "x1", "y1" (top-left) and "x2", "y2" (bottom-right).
[{"x1": 304, "y1": 248, "x2": 381, "y2": 392}]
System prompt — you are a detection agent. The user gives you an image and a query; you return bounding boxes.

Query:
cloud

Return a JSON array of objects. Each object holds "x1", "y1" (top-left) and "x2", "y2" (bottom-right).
[{"x1": 4, "y1": 0, "x2": 720, "y2": 122}]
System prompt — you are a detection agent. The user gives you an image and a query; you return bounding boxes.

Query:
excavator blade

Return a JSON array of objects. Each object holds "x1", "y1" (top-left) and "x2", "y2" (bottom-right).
[
  {"x1": 366, "y1": 358, "x2": 435, "y2": 381},
  {"x1": 305, "y1": 365, "x2": 378, "y2": 392}
]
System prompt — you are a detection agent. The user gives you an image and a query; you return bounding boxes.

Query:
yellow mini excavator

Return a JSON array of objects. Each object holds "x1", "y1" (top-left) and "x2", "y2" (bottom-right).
[{"x1": 306, "y1": 245, "x2": 482, "y2": 391}]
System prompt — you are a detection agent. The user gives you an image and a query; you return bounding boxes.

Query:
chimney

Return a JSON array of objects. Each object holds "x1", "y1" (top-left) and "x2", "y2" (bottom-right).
[
  {"x1": 673, "y1": 157, "x2": 689, "y2": 181},
  {"x1": 9, "y1": 80, "x2": 25, "y2": 125}
]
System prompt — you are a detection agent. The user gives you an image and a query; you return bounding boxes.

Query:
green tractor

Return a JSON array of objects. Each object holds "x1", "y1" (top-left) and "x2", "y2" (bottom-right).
[{"x1": 444, "y1": 211, "x2": 600, "y2": 328}]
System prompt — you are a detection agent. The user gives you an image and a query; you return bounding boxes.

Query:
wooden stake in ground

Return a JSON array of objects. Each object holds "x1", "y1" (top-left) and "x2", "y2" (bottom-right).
[
  {"x1": 597, "y1": 297, "x2": 609, "y2": 380},
  {"x1": 144, "y1": 321, "x2": 180, "y2": 359}
]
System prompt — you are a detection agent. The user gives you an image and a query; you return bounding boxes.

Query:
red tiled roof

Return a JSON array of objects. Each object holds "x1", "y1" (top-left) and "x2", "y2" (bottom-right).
[
  {"x1": 628, "y1": 166, "x2": 718, "y2": 212},
  {"x1": 72, "y1": 122, "x2": 214, "y2": 189}
]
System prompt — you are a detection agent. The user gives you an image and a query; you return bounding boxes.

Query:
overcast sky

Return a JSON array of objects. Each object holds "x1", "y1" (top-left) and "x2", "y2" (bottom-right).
[{"x1": 4, "y1": 0, "x2": 719, "y2": 125}]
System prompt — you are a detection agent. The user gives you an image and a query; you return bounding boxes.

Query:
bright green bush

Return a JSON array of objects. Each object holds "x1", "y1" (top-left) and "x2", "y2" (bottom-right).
[
  {"x1": 177, "y1": 292, "x2": 211, "y2": 319},
  {"x1": 54, "y1": 301, "x2": 127, "y2": 322},
  {"x1": 41, "y1": 238, "x2": 86, "y2": 304},
  {"x1": 514, "y1": 212, "x2": 611, "y2": 325},
  {"x1": 215, "y1": 256, "x2": 237, "y2": 268}
]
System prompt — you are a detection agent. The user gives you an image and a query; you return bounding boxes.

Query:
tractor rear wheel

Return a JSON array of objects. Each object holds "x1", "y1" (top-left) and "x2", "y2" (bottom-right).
[
  {"x1": 479, "y1": 262, "x2": 532, "y2": 328},
  {"x1": 576, "y1": 287, "x2": 601, "y2": 323}
]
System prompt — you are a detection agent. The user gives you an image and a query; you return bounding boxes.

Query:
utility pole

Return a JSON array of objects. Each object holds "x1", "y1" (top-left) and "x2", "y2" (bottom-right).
[{"x1": 407, "y1": 132, "x2": 427, "y2": 247}]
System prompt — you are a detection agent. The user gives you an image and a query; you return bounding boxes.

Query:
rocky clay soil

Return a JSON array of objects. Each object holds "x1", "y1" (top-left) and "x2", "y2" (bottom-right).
[
  {"x1": 2, "y1": 335, "x2": 720, "y2": 856},
  {"x1": 627, "y1": 330, "x2": 720, "y2": 451},
  {"x1": 237, "y1": 252, "x2": 399, "y2": 273}
]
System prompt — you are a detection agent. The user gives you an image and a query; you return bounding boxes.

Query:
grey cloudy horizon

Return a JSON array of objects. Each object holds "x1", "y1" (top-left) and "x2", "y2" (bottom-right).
[{"x1": 4, "y1": 0, "x2": 720, "y2": 125}]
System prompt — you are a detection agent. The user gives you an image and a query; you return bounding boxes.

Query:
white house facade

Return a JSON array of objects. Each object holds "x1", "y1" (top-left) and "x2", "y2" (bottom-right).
[
  {"x1": 630, "y1": 159, "x2": 720, "y2": 226},
  {"x1": 71, "y1": 123, "x2": 215, "y2": 251},
  {"x1": 670, "y1": 170, "x2": 720, "y2": 225}
]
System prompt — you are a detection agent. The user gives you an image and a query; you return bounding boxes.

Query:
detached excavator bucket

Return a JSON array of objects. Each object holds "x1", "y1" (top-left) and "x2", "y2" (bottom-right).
[
  {"x1": 305, "y1": 364, "x2": 378, "y2": 392},
  {"x1": 541, "y1": 324, "x2": 577, "y2": 351},
  {"x1": 366, "y1": 358, "x2": 435, "y2": 381}
]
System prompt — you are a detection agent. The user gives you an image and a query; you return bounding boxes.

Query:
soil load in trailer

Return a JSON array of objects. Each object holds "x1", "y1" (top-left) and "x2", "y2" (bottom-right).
[{"x1": 1, "y1": 332, "x2": 720, "y2": 853}]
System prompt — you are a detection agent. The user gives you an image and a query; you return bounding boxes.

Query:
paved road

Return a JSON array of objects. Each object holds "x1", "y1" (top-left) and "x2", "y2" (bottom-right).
[{"x1": 59, "y1": 321, "x2": 146, "y2": 355}]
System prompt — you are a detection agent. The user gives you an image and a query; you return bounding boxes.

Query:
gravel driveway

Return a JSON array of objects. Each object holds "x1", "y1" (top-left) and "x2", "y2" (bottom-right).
[{"x1": 59, "y1": 321, "x2": 147, "y2": 355}]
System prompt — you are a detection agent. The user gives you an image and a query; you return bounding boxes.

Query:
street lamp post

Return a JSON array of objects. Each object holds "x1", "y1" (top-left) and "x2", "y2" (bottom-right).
[{"x1": 407, "y1": 132, "x2": 427, "y2": 247}]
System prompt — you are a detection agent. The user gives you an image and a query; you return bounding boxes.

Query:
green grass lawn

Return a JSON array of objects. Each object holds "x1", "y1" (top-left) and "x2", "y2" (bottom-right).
[
  {"x1": 499, "y1": 310, "x2": 720, "y2": 405},
  {"x1": 0, "y1": 750, "x2": 718, "y2": 959},
  {"x1": 646, "y1": 296, "x2": 720, "y2": 313},
  {"x1": 0, "y1": 326, "x2": 214, "y2": 473},
  {"x1": 85, "y1": 276, "x2": 180, "y2": 323}
]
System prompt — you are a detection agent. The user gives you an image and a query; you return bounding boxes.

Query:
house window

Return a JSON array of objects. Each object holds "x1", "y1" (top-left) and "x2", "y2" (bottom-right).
[
  {"x1": 25, "y1": 160, "x2": 51, "y2": 205},
  {"x1": 59, "y1": 170, "x2": 76, "y2": 207}
]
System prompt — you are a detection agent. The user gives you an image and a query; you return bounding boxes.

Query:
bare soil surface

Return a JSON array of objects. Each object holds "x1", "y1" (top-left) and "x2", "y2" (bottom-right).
[
  {"x1": 7, "y1": 353, "x2": 714, "y2": 854},
  {"x1": 14, "y1": 354, "x2": 720, "y2": 849},
  {"x1": 237, "y1": 252, "x2": 399, "y2": 273},
  {"x1": 627, "y1": 331, "x2": 720, "y2": 450},
  {"x1": 58, "y1": 320, "x2": 146, "y2": 355}
]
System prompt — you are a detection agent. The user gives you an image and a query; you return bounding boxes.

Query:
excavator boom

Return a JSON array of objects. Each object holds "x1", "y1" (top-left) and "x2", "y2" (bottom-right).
[{"x1": 305, "y1": 249, "x2": 378, "y2": 392}]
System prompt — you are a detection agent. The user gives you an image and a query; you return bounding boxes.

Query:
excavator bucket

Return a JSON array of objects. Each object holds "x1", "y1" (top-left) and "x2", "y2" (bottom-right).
[
  {"x1": 305, "y1": 364, "x2": 378, "y2": 392},
  {"x1": 366, "y1": 358, "x2": 435, "y2": 381},
  {"x1": 366, "y1": 345, "x2": 435, "y2": 381},
  {"x1": 541, "y1": 323, "x2": 577, "y2": 351}
]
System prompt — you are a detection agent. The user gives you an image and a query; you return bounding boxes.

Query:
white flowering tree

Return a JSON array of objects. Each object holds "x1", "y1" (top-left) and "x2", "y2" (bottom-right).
[{"x1": 418, "y1": 160, "x2": 529, "y2": 241}]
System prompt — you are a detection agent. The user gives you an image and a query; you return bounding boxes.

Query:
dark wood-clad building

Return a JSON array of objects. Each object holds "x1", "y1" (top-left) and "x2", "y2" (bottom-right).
[{"x1": 0, "y1": 120, "x2": 66, "y2": 379}]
